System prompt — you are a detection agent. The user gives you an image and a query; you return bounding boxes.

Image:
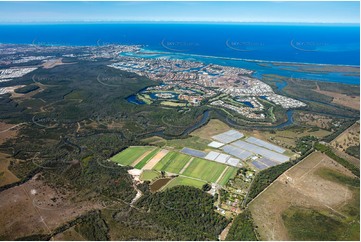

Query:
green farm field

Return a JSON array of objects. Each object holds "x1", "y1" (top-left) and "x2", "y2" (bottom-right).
[
  {"x1": 163, "y1": 176, "x2": 206, "y2": 190},
  {"x1": 182, "y1": 158, "x2": 228, "y2": 183},
  {"x1": 111, "y1": 146, "x2": 238, "y2": 187},
  {"x1": 153, "y1": 151, "x2": 192, "y2": 174},
  {"x1": 218, "y1": 167, "x2": 238, "y2": 186},
  {"x1": 134, "y1": 148, "x2": 161, "y2": 169},
  {"x1": 110, "y1": 146, "x2": 155, "y2": 166}
]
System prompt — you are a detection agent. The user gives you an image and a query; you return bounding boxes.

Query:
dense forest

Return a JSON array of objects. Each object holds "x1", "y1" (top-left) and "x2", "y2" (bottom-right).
[
  {"x1": 135, "y1": 186, "x2": 229, "y2": 240},
  {"x1": 226, "y1": 210, "x2": 258, "y2": 241}
]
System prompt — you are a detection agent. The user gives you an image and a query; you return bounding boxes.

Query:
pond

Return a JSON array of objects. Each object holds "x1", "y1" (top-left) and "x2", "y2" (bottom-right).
[
  {"x1": 240, "y1": 101, "x2": 254, "y2": 108},
  {"x1": 150, "y1": 178, "x2": 172, "y2": 192}
]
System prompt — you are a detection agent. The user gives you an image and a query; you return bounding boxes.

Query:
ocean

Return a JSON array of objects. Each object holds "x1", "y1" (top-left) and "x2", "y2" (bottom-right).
[{"x1": 0, "y1": 23, "x2": 359, "y2": 84}]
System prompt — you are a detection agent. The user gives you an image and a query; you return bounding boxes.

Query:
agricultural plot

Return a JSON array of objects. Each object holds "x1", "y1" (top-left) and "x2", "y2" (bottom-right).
[
  {"x1": 212, "y1": 130, "x2": 244, "y2": 143},
  {"x1": 227, "y1": 158, "x2": 241, "y2": 167},
  {"x1": 246, "y1": 137, "x2": 286, "y2": 153},
  {"x1": 204, "y1": 151, "x2": 241, "y2": 167},
  {"x1": 222, "y1": 144, "x2": 253, "y2": 160},
  {"x1": 111, "y1": 146, "x2": 238, "y2": 187},
  {"x1": 251, "y1": 160, "x2": 269, "y2": 170},
  {"x1": 134, "y1": 148, "x2": 161, "y2": 169},
  {"x1": 208, "y1": 141, "x2": 224, "y2": 148},
  {"x1": 215, "y1": 154, "x2": 230, "y2": 163},
  {"x1": 232, "y1": 140, "x2": 289, "y2": 163},
  {"x1": 257, "y1": 157, "x2": 279, "y2": 167},
  {"x1": 110, "y1": 146, "x2": 155, "y2": 166},
  {"x1": 218, "y1": 167, "x2": 238, "y2": 186},
  {"x1": 180, "y1": 147, "x2": 207, "y2": 158},
  {"x1": 205, "y1": 151, "x2": 221, "y2": 161},
  {"x1": 163, "y1": 176, "x2": 206, "y2": 190},
  {"x1": 142, "y1": 149, "x2": 169, "y2": 170},
  {"x1": 210, "y1": 128, "x2": 294, "y2": 170},
  {"x1": 182, "y1": 158, "x2": 228, "y2": 183},
  {"x1": 153, "y1": 151, "x2": 192, "y2": 174}
]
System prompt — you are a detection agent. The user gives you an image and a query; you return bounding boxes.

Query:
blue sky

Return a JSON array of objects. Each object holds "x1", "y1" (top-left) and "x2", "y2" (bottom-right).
[{"x1": 0, "y1": 1, "x2": 359, "y2": 24}]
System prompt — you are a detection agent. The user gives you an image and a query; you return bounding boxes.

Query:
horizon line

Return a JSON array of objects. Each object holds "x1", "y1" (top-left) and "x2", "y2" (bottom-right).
[{"x1": 0, "y1": 20, "x2": 359, "y2": 25}]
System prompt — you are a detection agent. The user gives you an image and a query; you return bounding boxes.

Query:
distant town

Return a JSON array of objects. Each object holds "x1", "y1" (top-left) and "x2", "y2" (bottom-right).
[
  {"x1": 1, "y1": 43, "x2": 306, "y2": 122},
  {"x1": 108, "y1": 48, "x2": 306, "y2": 120}
]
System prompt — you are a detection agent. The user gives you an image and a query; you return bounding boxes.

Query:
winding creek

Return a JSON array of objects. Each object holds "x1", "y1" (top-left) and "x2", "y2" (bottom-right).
[{"x1": 126, "y1": 53, "x2": 357, "y2": 138}]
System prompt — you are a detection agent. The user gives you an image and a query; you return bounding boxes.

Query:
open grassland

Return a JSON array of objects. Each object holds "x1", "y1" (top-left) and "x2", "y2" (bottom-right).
[
  {"x1": 0, "y1": 153, "x2": 19, "y2": 187},
  {"x1": 182, "y1": 158, "x2": 227, "y2": 183},
  {"x1": 249, "y1": 152, "x2": 359, "y2": 241},
  {"x1": 165, "y1": 136, "x2": 210, "y2": 151},
  {"x1": 218, "y1": 167, "x2": 238, "y2": 186},
  {"x1": 110, "y1": 146, "x2": 155, "y2": 166},
  {"x1": 163, "y1": 176, "x2": 206, "y2": 190},
  {"x1": 153, "y1": 151, "x2": 191, "y2": 174},
  {"x1": 134, "y1": 148, "x2": 161, "y2": 169},
  {"x1": 191, "y1": 119, "x2": 230, "y2": 140}
]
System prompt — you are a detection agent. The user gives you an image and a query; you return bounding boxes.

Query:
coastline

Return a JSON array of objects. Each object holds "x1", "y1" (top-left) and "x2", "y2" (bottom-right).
[
  {"x1": 129, "y1": 47, "x2": 360, "y2": 85},
  {"x1": 1, "y1": 42, "x2": 359, "y2": 85},
  {"x1": 0, "y1": 42, "x2": 359, "y2": 68},
  {"x1": 138, "y1": 47, "x2": 361, "y2": 68}
]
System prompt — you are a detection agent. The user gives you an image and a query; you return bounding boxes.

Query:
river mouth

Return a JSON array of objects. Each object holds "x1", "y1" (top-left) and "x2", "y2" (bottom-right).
[{"x1": 150, "y1": 178, "x2": 172, "y2": 192}]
